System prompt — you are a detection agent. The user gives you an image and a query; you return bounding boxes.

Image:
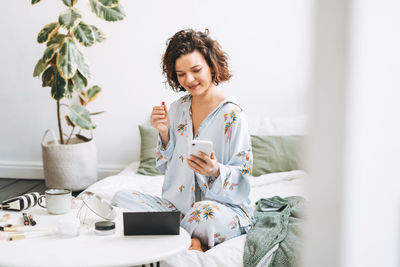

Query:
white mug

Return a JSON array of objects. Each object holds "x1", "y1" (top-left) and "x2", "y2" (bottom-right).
[{"x1": 38, "y1": 189, "x2": 71, "y2": 215}]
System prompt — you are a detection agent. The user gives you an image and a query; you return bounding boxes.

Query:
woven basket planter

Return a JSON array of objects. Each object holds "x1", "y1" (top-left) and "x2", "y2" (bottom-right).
[{"x1": 41, "y1": 129, "x2": 98, "y2": 191}]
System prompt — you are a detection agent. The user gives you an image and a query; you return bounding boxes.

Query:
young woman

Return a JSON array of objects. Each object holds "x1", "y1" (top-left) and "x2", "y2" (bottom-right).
[{"x1": 112, "y1": 29, "x2": 254, "y2": 252}]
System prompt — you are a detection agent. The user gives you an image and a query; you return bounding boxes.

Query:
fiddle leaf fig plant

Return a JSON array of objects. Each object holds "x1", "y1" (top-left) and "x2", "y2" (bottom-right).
[{"x1": 32, "y1": 0, "x2": 125, "y2": 144}]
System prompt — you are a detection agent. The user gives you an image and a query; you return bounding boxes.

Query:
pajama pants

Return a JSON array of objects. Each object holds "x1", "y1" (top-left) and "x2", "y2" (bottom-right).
[{"x1": 111, "y1": 190, "x2": 252, "y2": 248}]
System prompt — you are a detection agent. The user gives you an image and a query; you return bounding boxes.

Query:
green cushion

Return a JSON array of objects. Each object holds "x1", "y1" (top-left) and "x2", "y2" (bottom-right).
[
  {"x1": 137, "y1": 125, "x2": 164, "y2": 176},
  {"x1": 251, "y1": 135, "x2": 303, "y2": 177}
]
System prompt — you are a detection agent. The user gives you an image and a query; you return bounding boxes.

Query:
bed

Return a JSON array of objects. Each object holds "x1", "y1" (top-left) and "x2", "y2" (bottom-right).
[
  {"x1": 80, "y1": 116, "x2": 308, "y2": 266},
  {"x1": 80, "y1": 162, "x2": 308, "y2": 267}
]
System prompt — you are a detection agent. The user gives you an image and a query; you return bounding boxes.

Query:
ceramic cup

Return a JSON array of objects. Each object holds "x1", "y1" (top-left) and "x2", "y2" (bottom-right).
[{"x1": 38, "y1": 189, "x2": 72, "y2": 215}]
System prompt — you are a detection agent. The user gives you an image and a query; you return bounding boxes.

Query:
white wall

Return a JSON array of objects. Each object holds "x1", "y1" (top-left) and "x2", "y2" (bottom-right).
[{"x1": 0, "y1": 0, "x2": 313, "y2": 178}]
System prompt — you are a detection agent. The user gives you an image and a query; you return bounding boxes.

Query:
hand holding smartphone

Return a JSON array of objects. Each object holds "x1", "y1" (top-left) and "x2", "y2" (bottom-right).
[
  {"x1": 189, "y1": 140, "x2": 213, "y2": 158},
  {"x1": 187, "y1": 140, "x2": 220, "y2": 177}
]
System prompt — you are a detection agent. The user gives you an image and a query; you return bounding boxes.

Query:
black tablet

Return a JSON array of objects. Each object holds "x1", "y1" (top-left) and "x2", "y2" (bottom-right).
[{"x1": 123, "y1": 211, "x2": 180, "y2": 235}]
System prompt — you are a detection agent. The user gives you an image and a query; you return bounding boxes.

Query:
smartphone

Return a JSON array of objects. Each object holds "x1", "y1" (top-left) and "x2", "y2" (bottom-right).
[{"x1": 189, "y1": 140, "x2": 213, "y2": 157}]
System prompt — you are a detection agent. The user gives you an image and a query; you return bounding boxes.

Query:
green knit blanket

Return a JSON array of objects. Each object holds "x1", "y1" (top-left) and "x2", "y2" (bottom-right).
[{"x1": 243, "y1": 196, "x2": 306, "y2": 267}]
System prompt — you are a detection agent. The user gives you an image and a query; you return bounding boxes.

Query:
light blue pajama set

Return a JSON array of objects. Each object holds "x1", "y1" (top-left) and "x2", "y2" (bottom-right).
[{"x1": 112, "y1": 94, "x2": 255, "y2": 248}]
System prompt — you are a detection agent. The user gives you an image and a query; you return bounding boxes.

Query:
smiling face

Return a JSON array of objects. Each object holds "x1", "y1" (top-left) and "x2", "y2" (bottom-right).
[{"x1": 175, "y1": 50, "x2": 214, "y2": 97}]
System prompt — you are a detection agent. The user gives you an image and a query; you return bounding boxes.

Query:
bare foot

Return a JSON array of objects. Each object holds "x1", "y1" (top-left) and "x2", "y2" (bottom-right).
[{"x1": 189, "y1": 238, "x2": 205, "y2": 252}]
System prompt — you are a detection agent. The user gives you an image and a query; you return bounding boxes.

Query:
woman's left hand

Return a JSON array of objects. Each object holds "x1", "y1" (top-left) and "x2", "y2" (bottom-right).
[{"x1": 186, "y1": 151, "x2": 220, "y2": 177}]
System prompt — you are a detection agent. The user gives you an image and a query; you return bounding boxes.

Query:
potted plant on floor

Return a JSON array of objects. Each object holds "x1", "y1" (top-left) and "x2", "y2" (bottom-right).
[{"x1": 32, "y1": 0, "x2": 126, "y2": 190}]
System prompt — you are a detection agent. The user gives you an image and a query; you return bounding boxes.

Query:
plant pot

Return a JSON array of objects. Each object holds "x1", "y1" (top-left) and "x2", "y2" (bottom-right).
[{"x1": 41, "y1": 129, "x2": 98, "y2": 191}]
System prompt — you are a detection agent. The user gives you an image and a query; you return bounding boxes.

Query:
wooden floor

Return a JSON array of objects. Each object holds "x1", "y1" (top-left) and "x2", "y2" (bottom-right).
[{"x1": 0, "y1": 179, "x2": 82, "y2": 202}]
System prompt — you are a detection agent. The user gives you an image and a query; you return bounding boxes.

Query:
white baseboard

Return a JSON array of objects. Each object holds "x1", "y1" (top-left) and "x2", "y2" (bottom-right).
[{"x1": 0, "y1": 161, "x2": 125, "y2": 180}]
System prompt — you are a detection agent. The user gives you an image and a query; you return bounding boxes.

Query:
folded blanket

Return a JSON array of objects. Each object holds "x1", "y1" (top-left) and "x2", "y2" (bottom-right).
[{"x1": 243, "y1": 196, "x2": 306, "y2": 267}]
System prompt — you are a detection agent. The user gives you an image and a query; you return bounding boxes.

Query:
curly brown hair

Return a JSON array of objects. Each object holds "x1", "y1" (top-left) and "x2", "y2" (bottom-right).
[{"x1": 162, "y1": 29, "x2": 232, "y2": 92}]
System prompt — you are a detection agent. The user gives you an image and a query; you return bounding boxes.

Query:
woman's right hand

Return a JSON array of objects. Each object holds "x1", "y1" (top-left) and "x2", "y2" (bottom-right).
[{"x1": 151, "y1": 104, "x2": 170, "y2": 140}]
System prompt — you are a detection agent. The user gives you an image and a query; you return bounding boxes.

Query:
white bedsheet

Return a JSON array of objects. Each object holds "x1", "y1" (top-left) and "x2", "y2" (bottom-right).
[{"x1": 81, "y1": 162, "x2": 308, "y2": 267}]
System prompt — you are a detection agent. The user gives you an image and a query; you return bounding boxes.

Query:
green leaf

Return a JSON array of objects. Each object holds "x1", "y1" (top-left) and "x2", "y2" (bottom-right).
[
  {"x1": 79, "y1": 91, "x2": 88, "y2": 106},
  {"x1": 51, "y1": 70, "x2": 67, "y2": 100},
  {"x1": 75, "y1": 49, "x2": 91, "y2": 79},
  {"x1": 89, "y1": 0, "x2": 126, "y2": 22},
  {"x1": 72, "y1": 70, "x2": 87, "y2": 91},
  {"x1": 68, "y1": 105, "x2": 95, "y2": 130},
  {"x1": 90, "y1": 111, "x2": 105, "y2": 116},
  {"x1": 47, "y1": 34, "x2": 66, "y2": 46},
  {"x1": 42, "y1": 66, "x2": 55, "y2": 87},
  {"x1": 42, "y1": 44, "x2": 59, "y2": 64},
  {"x1": 65, "y1": 115, "x2": 74, "y2": 126},
  {"x1": 32, "y1": 0, "x2": 45, "y2": 5},
  {"x1": 87, "y1": 85, "x2": 101, "y2": 102},
  {"x1": 90, "y1": 25, "x2": 106, "y2": 43},
  {"x1": 75, "y1": 134, "x2": 92, "y2": 142},
  {"x1": 37, "y1": 22, "x2": 59, "y2": 44},
  {"x1": 58, "y1": 8, "x2": 82, "y2": 30},
  {"x1": 62, "y1": 0, "x2": 78, "y2": 7},
  {"x1": 73, "y1": 21, "x2": 95, "y2": 47},
  {"x1": 66, "y1": 79, "x2": 74, "y2": 98},
  {"x1": 97, "y1": 0, "x2": 120, "y2": 8},
  {"x1": 57, "y1": 37, "x2": 78, "y2": 79},
  {"x1": 33, "y1": 58, "x2": 47, "y2": 77}
]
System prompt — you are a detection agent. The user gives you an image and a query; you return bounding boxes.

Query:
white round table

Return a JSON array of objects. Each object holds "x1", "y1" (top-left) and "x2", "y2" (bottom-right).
[{"x1": 0, "y1": 201, "x2": 191, "y2": 267}]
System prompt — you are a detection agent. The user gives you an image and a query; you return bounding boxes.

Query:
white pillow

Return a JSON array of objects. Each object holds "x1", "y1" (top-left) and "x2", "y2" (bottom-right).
[{"x1": 247, "y1": 115, "x2": 308, "y2": 136}]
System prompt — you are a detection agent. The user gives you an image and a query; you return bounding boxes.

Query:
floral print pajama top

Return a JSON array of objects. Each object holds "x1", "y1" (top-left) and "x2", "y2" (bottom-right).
[{"x1": 156, "y1": 94, "x2": 255, "y2": 228}]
